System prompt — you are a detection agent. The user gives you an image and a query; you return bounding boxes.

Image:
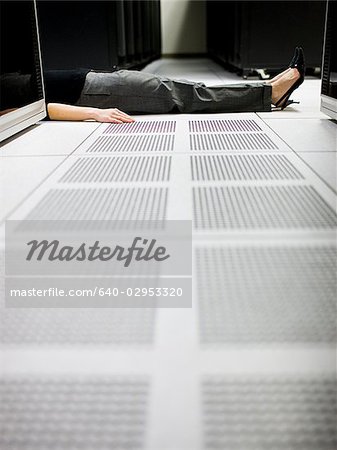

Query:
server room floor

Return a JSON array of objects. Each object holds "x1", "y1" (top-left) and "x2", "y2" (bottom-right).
[{"x1": 0, "y1": 58, "x2": 336, "y2": 450}]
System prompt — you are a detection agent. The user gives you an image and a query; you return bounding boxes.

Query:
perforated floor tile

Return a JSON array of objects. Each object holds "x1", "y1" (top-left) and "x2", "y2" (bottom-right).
[
  {"x1": 104, "y1": 120, "x2": 176, "y2": 134},
  {"x1": 0, "y1": 235, "x2": 155, "y2": 345},
  {"x1": 0, "y1": 376, "x2": 149, "y2": 450},
  {"x1": 190, "y1": 154, "x2": 304, "y2": 181},
  {"x1": 59, "y1": 155, "x2": 172, "y2": 183},
  {"x1": 189, "y1": 119, "x2": 262, "y2": 133},
  {"x1": 87, "y1": 134, "x2": 175, "y2": 153},
  {"x1": 190, "y1": 133, "x2": 278, "y2": 151},
  {"x1": 23, "y1": 187, "x2": 168, "y2": 221},
  {"x1": 0, "y1": 307, "x2": 155, "y2": 345},
  {"x1": 203, "y1": 376, "x2": 337, "y2": 450},
  {"x1": 196, "y1": 246, "x2": 336, "y2": 343},
  {"x1": 193, "y1": 185, "x2": 337, "y2": 229}
]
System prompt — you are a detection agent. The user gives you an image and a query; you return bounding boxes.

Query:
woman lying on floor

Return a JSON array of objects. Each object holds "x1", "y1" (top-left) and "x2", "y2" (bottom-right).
[{"x1": 46, "y1": 47, "x2": 305, "y2": 124}]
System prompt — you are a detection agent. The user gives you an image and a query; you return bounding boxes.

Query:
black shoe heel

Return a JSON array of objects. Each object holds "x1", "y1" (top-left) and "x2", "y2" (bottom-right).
[
  {"x1": 289, "y1": 47, "x2": 299, "y2": 68},
  {"x1": 274, "y1": 47, "x2": 305, "y2": 110},
  {"x1": 272, "y1": 99, "x2": 300, "y2": 111}
]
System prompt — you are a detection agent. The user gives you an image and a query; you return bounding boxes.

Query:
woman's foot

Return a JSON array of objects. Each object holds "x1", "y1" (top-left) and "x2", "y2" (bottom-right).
[
  {"x1": 268, "y1": 68, "x2": 292, "y2": 84},
  {"x1": 267, "y1": 46, "x2": 301, "y2": 83},
  {"x1": 270, "y1": 68, "x2": 301, "y2": 107}
]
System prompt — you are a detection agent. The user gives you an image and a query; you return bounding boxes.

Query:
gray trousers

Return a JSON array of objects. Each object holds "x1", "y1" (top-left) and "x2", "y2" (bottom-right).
[{"x1": 76, "y1": 70, "x2": 272, "y2": 114}]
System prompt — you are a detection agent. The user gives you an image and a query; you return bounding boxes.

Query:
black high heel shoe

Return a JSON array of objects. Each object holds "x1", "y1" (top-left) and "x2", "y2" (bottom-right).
[
  {"x1": 289, "y1": 47, "x2": 299, "y2": 68},
  {"x1": 274, "y1": 47, "x2": 305, "y2": 110}
]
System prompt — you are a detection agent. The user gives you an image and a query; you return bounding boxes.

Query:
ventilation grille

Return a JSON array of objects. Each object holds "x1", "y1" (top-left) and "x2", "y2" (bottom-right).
[
  {"x1": 24, "y1": 187, "x2": 168, "y2": 221},
  {"x1": 59, "y1": 156, "x2": 172, "y2": 183},
  {"x1": 190, "y1": 133, "x2": 278, "y2": 151},
  {"x1": 193, "y1": 185, "x2": 337, "y2": 229},
  {"x1": 189, "y1": 119, "x2": 262, "y2": 133},
  {"x1": 203, "y1": 376, "x2": 337, "y2": 449},
  {"x1": 196, "y1": 246, "x2": 336, "y2": 343},
  {"x1": 104, "y1": 120, "x2": 176, "y2": 134},
  {"x1": 0, "y1": 377, "x2": 149, "y2": 449},
  {"x1": 191, "y1": 154, "x2": 303, "y2": 181},
  {"x1": 86, "y1": 134, "x2": 174, "y2": 153},
  {"x1": 1, "y1": 308, "x2": 155, "y2": 345},
  {"x1": 0, "y1": 249, "x2": 156, "y2": 345}
]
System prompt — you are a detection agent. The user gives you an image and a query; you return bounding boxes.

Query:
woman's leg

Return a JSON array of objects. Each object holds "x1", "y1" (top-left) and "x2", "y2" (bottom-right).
[
  {"x1": 268, "y1": 68, "x2": 300, "y2": 107},
  {"x1": 76, "y1": 70, "x2": 272, "y2": 114}
]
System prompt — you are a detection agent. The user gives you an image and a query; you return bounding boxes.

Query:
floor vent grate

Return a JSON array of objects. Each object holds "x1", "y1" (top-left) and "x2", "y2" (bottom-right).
[
  {"x1": 197, "y1": 246, "x2": 336, "y2": 343},
  {"x1": 203, "y1": 376, "x2": 337, "y2": 448},
  {"x1": 190, "y1": 133, "x2": 278, "y2": 151},
  {"x1": 191, "y1": 154, "x2": 303, "y2": 181},
  {"x1": 24, "y1": 187, "x2": 168, "y2": 221},
  {"x1": 0, "y1": 377, "x2": 149, "y2": 449},
  {"x1": 193, "y1": 185, "x2": 337, "y2": 229},
  {"x1": 1, "y1": 307, "x2": 155, "y2": 344},
  {"x1": 86, "y1": 134, "x2": 174, "y2": 153},
  {"x1": 189, "y1": 119, "x2": 262, "y2": 133},
  {"x1": 59, "y1": 156, "x2": 172, "y2": 183},
  {"x1": 104, "y1": 120, "x2": 176, "y2": 134}
]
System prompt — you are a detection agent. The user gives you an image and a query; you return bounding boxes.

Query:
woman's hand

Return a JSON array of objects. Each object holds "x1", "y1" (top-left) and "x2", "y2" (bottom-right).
[
  {"x1": 92, "y1": 108, "x2": 135, "y2": 123},
  {"x1": 47, "y1": 103, "x2": 135, "y2": 123}
]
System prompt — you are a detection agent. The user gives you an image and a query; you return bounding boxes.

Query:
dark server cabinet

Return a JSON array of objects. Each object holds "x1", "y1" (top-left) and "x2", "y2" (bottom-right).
[
  {"x1": 121, "y1": 0, "x2": 161, "y2": 67},
  {"x1": 141, "y1": 1, "x2": 152, "y2": 60},
  {"x1": 207, "y1": 1, "x2": 326, "y2": 77},
  {"x1": 116, "y1": 0, "x2": 127, "y2": 66},
  {"x1": 207, "y1": 1, "x2": 235, "y2": 66},
  {"x1": 124, "y1": 0, "x2": 135, "y2": 64},
  {"x1": 133, "y1": 1, "x2": 144, "y2": 62},
  {"x1": 37, "y1": 1, "x2": 119, "y2": 70},
  {"x1": 321, "y1": 0, "x2": 337, "y2": 118},
  {"x1": 151, "y1": 0, "x2": 162, "y2": 59},
  {"x1": 37, "y1": 0, "x2": 161, "y2": 71}
]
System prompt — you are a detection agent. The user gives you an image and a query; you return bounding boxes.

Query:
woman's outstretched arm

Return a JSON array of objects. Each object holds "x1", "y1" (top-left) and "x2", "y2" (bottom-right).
[{"x1": 47, "y1": 103, "x2": 135, "y2": 123}]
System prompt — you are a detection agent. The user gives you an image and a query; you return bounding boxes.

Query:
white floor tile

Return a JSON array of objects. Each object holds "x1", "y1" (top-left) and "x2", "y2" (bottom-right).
[
  {"x1": 259, "y1": 80, "x2": 327, "y2": 120},
  {"x1": 298, "y1": 152, "x2": 337, "y2": 191},
  {"x1": 264, "y1": 118, "x2": 337, "y2": 153},
  {"x1": 0, "y1": 155, "x2": 65, "y2": 221},
  {"x1": 0, "y1": 122, "x2": 100, "y2": 157}
]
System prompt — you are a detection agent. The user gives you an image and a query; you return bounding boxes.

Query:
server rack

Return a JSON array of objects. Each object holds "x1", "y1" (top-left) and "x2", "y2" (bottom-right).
[
  {"x1": 321, "y1": 0, "x2": 337, "y2": 119},
  {"x1": 115, "y1": 0, "x2": 127, "y2": 67},
  {"x1": 37, "y1": 0, "x2": 161, "y2": 71},
  {"x1": 151, "y1": 0, "x2": 162, "y2": 60},
  {"x1": 124, "y1": 0, "x2": 135, "y2": 64},
  {"x1": 141, "y1": 1, "x2": 152, "y2": 61},
  {"x1": 133, "y1": 0, "x2": 144, "y2": 63},
  {"x1": 207, "y1": 1, "x2": 326, "y2": 77}
]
